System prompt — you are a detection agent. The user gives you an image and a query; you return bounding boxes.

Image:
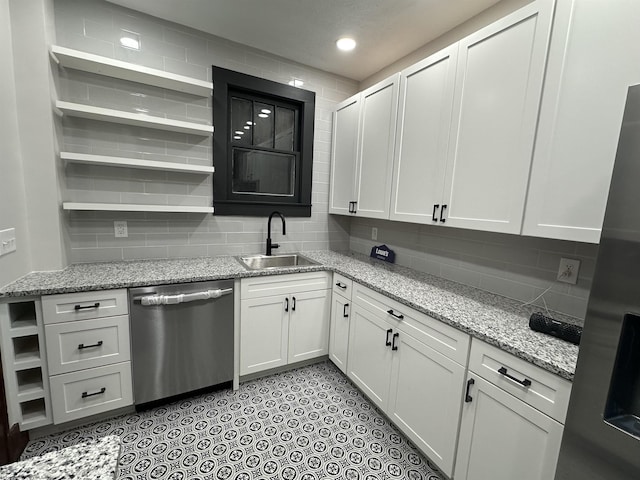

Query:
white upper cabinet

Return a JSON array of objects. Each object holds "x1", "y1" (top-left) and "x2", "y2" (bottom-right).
[
  {"x1": 329, "y1": 74, "x2": 400, "y2": 219},
  {"x1": 329, "y1": 94, "x2": 360, "y2": 215},
  {"x1": 523, "y1": 0, "x2": 640, "y2": 243},
  {"x1": 390, "y1": 45, "x2": 458, "y2": 224},
  {"x1": 442, "y1": 0, "x2": 554, "y2": 234},
  {"x1": 355, "y1": 74, "x2": 400, "y2": 219}
]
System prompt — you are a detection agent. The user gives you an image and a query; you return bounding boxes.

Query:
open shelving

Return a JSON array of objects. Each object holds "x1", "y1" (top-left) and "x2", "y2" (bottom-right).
[
  {"x1": 51, "y1": 45, "x2": 213, "y2": 97},
  {"x1": 62, "y1": 202, "x2": 214, "y2": 213},
  {"x1": 55, "y1": 101, "x2": 214, "y2": 136},
  {"x1": 60, "y1": 152, "x2": 214, "y2": 174},
  {"x1": 0, "y1": 299, "x2": 52, "y2": 429}
]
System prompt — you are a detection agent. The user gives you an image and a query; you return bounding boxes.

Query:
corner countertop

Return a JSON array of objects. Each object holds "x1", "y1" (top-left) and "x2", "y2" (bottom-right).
[
  {"x1": 0, "y1": 251, "x2": 580, "y2": 380},
  {"x1": 0, "y1": 435, "x2": 120, "y2": 480}
]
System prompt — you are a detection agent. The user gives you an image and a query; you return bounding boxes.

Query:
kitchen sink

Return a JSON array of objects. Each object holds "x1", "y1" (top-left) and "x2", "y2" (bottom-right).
[{"x1": 238, "y1": 253, "x2": 320, "y2": 270}]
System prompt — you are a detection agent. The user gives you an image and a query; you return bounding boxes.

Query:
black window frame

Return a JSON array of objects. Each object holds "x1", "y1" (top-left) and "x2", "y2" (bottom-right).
[{"x1": 212, "y1": 66, "x2": 315, "y2": 217}]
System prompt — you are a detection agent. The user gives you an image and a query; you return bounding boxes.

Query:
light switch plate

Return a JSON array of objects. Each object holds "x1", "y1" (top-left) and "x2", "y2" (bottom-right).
[{"x1": 371, "y1": 227, "x2": 378, "y2": 241}]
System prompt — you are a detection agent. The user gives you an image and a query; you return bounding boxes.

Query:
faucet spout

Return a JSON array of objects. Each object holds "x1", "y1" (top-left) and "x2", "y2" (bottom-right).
[{"x1": 266, "y1": 211, "x2": 286, "y2": 256}]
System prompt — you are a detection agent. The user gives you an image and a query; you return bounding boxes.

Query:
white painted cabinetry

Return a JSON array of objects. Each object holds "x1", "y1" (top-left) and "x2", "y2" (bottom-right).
[
  {"x1": 328, "y1": 273, "x2": 353, "y2": 373},
  {"x1": 390, "y1": 45, "x2": 458, "y2": 224},
  {"x1": 441, "y1": 0, "x2": 554, "y2": 233},
  {"x1": 329, "y1": 74, "x2": 400, "y2": 218},
  {"x1": 346, "y1": 284, "x2": 470, "y2": 478},
  {"x1": 455, "y1": 339, "x2": 571, "y2": 480},
  {"x1": 239, "y1": 272, "x2": 331, "y2": 376},
  {"x1": 523, "y1": 0, "x2": 640, "y2": 243},
  {"x1": 41, "y1": 289, "x2": 133, "y2": 425}
]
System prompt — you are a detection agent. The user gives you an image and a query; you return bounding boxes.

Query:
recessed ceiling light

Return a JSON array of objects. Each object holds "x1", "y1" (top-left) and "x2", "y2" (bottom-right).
[{"x1": 336, "y1": 37, "x2": 356, "y2": 52}]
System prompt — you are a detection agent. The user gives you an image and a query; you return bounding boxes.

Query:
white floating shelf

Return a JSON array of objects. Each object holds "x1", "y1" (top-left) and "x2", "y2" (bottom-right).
[
  {"x1": 51, "y1": 45, "x2": 213, "y2": 97},
  {"x1": 63, "y1": 202, "x2": 214, "y2": 213},
  {"x1": 56, "y1": 101, "x2": 214, "y2": 136},
  {"x1": 61, "y1": 152, "x2": 214, "y2": 174}
]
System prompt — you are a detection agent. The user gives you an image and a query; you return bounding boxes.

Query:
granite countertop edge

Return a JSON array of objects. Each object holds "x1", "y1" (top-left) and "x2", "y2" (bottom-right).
[{"x1": 0, "y1": 251, "x2": 579, "y2": 381}]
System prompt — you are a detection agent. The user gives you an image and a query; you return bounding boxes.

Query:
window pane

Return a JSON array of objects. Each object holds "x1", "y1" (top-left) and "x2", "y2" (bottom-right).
[
  {"x1": 232, "y1": 148, "x2": 295, "y2": 196},
  {"x1": 231, "y1": 97, "x2": 252, "y2": 145},
  {"x1": 275, "y1": 107, "x2": 295, "y2": 151},
  {"x1": 254, "y1": 102, "x2": 274, "y2": 148}
]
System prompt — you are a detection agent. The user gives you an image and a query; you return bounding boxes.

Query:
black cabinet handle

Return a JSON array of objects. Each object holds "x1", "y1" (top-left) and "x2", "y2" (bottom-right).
[
  {"x1": 292, "y1": 296, "x2": 296, "y2": 311},
  {"x1": 440, "y1": 204, "x2": 447, "y2": 223},
  {"x1": 335, "y1": 282, "x2": 347, "y2": 289},
  {"x1": 285, "y1": 297, "x2": 289, "y2": 312},
  {"x1": 74, "y1": 302, "x2": 100, "y2": 311},
  {"x1": 465, "y1": 378, "x2": 475, "y2": 402},
  {"x1": 387, "y1": 309, "x2": 404, "y2": 320},
  {"x1": 351, "y1": 201, "x2": 357, "y2": 214},
  {"x1": 343, "y1": 303, "x2": 349, "y2": 318},
  {"x1": 82, "y1": 387, "x2": 106, "y2": 399},
  {"x1": 498, "y1": 367, "x2": 532, "y2": 387},
  {"x1": 432, "y1": 204, "x2": 439, "y2": 222},
  {"x1": 78, "y1": 340, "x2": 103, "y2": 350},
  {"x1": 391, "y1": 332, "x2": 399, "y2": 351},
  {"x1": 385, "y1": 328, "x2": 393, "y2": 346}
]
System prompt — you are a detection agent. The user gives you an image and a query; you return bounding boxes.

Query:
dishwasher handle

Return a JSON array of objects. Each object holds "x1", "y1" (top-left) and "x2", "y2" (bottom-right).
[{"x1": 138, "y1": 288, "x2": 233, "y2": 306}]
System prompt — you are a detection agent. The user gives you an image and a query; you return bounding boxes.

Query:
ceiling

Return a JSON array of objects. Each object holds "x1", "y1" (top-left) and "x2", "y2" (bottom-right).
[{"x1": 106, "y1": 0, "x2": 503, "y2": 81}]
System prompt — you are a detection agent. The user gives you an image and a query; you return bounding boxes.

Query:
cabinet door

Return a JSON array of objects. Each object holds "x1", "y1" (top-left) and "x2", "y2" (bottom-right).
[
  {"x1": 240, "y1": 296, "x2": 288, "y2": 375},
  {"x1": 329, "y1": 94, "x2": 360, "y2": 215},
  {"x1": 455, "y1": 374, "x2": 563, "y2": 480},
  {"x1": 390, "y1": 45, "x2": 458, "y2": 224},
  {"x1": 288, "y1": 289, "x2": 330, "y2": 363},
  {"x1": 388, "y1": 331, "x2": 465, "y2": 478},
  {"x1": 355, "y1": 73, "x2": 400, "y2": 219},
  {"x1": 346, "y1": 303, "x2": 394, "y2": 410},
  {"x1": 443, "y1": 1, "x2": 554, "y2": 234},
  {"x1": 329, "y1": 293, "x2": 350, "y2": 373},
  {"x1": 523, "y1": 0, "x2": 640, "y2": 243}
]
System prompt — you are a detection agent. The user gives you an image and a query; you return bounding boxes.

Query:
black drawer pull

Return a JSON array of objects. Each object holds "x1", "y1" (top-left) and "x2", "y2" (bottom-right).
[
  {"x1": 82, "y1": 387, "x2": 106, "y2": 399},
  {"x1": 335, "y1": 282, "x2": 347, "y2": 289},
  {"x1": 385, "y1": 328, "x2": 393, "y2": 346},
  {"x1": 285, "y1": 297, "x2": 289, "y2": 312},
  {"x1": 440, "y1": 204, "x2": 447, "y2": 223},
  {"x1": 292, "y1": 296, "x2": 296, "y2": 311},
  {"x1": 387, "y1": 309, "x2": 404, "y2": 320},
  {"x1": 432, "y1": 204, "x2": 439, "y2": 222},
  {"x1": 74, "y1": 302, "x2": 100, "y2": 311},
  {"x1": 391, "y1": 332, "x2": 399, "y2": 351},
  {"x1": 465, "y1": 378, "x2": 475, "y2": 402},
  {"x1": 78, "y1": 341, "x2": 103, "y2": 350},
  {"x1": 343, "y1": 303, "x2": 349, "y2": 318},
  {"x1": 498, "y1": 367, "x2": 532, "y2": 387}
]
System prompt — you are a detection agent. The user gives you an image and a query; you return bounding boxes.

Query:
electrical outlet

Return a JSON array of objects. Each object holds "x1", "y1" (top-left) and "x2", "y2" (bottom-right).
[
  {"x1": 371, "y1": 227, "x2": 378, "y2": 241},
  {"x1": 0, "y1": 228, "x2": 16, "y2": 257},
  {"x1": 557, "y1": 257, "x2": 580, "y2": 285},
  {"x1": 114, "y1": 221, "x2": 128, "y2": 238}
]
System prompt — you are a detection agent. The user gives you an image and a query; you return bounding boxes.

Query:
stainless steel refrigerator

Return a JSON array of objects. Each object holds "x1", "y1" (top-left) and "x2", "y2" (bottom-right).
[{"x1": 555, "y1": 84, "x2": 640, "y2": 479}]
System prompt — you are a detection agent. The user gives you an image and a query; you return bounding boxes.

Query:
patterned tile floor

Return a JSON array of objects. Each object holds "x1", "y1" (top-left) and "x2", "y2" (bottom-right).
[{"x1": 22, "y1": 361, "x2": 444, "y2": 480}]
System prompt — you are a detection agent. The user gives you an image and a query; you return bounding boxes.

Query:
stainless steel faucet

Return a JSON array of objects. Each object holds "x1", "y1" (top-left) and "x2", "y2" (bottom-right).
[{"x1": 266, "y1": 211, "x2": 286, "y2": 255}]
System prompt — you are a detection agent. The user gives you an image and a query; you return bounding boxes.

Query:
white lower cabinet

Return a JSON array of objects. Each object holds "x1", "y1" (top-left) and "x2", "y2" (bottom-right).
[
  {"x1": 346, "y1": 284, "x2": 470, "y2": 477},
  {"x1": 240, "y1": 272, "x2": 331, "y2": 376},
  {"x1": 328, "y1": 273, "x2": 353, "y2": 373},
  {"x1": 454, "y1": 339, "x2": 569, "y2": 480}
]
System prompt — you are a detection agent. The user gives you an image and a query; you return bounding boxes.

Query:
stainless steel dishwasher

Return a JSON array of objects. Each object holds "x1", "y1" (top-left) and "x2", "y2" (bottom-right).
[{"x1": 129, "y1": 280, "x2": 234, "y2": 406}]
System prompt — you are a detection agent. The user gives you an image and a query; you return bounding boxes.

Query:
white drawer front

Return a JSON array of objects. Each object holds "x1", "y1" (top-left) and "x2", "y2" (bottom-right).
[
  {"x1": 241, "y1": 272, "x2": 330, "y2": 299},
  {"x1": 469, "y1": 339, "x2": 572, "y2": 424},
  {"x1": 50, "y1": 362, "x2": 133, "y2": 424},
  {"x1": 45, "y1": 315, "x2": 130, "y2": 375},
  {"x1": 353, "y1": 283, "x2": 470, "y2": 365},
  {"x1": 332, "y1": 273, "x2": 353, "y2": 299},
  {"x1": 42, "y1": 289, "x2": 128, "y2": 324}
]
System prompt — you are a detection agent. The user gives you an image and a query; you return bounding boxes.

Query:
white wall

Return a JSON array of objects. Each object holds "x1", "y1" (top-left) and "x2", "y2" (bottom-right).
[
  {"x1": 54, "y1": 0, "x2": 357, "y2": 262},
  {"x1": 0, "y1": 0, "x2": 32, "y2": 288}
]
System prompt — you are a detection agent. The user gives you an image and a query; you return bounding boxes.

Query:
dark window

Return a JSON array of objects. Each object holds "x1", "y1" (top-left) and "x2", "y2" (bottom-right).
[{"x1": 212, "y1": 67, "x2": 315, "y2": 216}]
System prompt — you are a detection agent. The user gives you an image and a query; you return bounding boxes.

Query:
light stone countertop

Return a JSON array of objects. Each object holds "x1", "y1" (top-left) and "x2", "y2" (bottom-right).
[
  {"x1": 0, "y1": 250, "x2": 580, "y2": 380},
  {"x1": 0, "y1": 435, "x2": 120, "y2": 479}
]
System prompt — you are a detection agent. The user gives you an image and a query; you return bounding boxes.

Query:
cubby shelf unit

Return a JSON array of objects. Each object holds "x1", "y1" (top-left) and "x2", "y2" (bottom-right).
[
  {"x1": 55, "y1": 101, "x2": 214, "y2": 136},
  {"x1": 61, "y1": 152, "x2": 215, "y2": 174},
  {"x1": 50, "y1": 45, "x2": 213, "y2": 97},
  {"x1": 0, "y1": 299, "x2": 53, "y2": 429},
  {"x1": 62, "y1": 202, "x2": 214, "y2": 213}
]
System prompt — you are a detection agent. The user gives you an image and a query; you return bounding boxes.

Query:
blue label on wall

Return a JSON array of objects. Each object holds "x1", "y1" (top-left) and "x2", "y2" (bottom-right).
[{"x1": 370, "y1": 244, "x2": 395, "y2": 263}]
